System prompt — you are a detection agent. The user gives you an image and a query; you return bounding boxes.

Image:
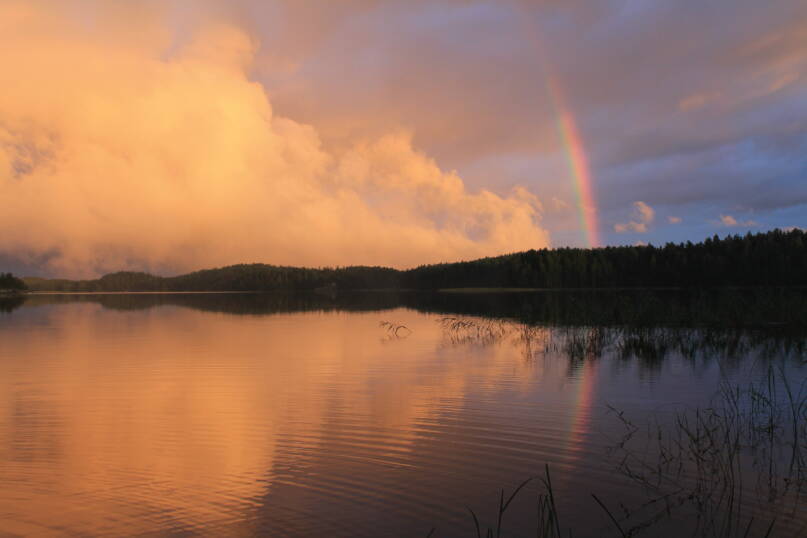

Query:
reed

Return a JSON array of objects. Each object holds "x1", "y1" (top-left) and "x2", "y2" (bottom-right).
[
  {"x1": 607, "y1": 364, "x2": 806, "y2": 537},
  {"x1": 463, "y1": 466, "x2": 564, "y2": 538},
  {"x1": 438, "y1": 317, "x2": 807, "y2": 368},
  {"x1": 379, "y1": 320, "x2": 412, "y2": 338},
  {"x1": 424, "y1": 350, "x2": 805, "y2": 536},
  {"x1": 456, "y1": 465, "x2": 638, "y2": 538}
]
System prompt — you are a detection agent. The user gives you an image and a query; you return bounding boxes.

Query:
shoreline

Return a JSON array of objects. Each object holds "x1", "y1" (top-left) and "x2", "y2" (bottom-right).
[{"x1": 16, "y1": 285, "x2": 807, "y2": 295}]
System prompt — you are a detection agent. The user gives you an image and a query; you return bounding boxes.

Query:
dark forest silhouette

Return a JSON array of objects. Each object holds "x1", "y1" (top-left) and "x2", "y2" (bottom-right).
[
  {"x1": 18, "y1": 228, "x2": 807, "y2": 292},
  {"x1": 0, "y1": 272, "x2": 26, "y2": 292}
]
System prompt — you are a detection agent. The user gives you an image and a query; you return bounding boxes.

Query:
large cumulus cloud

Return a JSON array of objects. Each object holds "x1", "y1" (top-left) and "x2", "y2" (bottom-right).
[{"x1": 0, "y1": 1, "x2": 549, "y2": 277}]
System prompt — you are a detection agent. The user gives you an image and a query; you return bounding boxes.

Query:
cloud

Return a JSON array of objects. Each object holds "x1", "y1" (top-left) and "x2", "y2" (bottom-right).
[
  {"x1": 678, "y1": 91, "x2": 722, "y2": 111},
  {"x1": 614, "y1": 222, "x2": 646, "y2": 233},
  {"x1": 634, "y1": 201, "x2": 655, "y2": 223},
  {"x1": 614, "y1": 201, "x2": 655, "y2": 233},
  {"x1": 719, "y1": 215, "x2": 758, "y2": 227},
  {"x1": 550, "y1": 197, "x2": 570, "y2": 212},
  {"x1": 668, "y1": 216, "x2": 682, "y2": 224},
  {"x1": 0, "y1": 2, "x2": 549, "y2": 277},
  {"x1": 235, "y1": 0, "x2": 805, "y2": 248},
  {"x1": 1, "y1": 0, "x2": 805, "y2": 266}
]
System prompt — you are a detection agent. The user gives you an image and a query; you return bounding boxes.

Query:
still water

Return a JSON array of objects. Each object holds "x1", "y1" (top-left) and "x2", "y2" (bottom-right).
[{"x1": 0, "y1": 291, "x2": 805, "y2": 537}]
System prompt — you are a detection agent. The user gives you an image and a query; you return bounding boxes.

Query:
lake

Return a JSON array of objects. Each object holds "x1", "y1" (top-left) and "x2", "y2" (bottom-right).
[{"x1": 0, "y1": 291, "x2": 805, "y2": 537}]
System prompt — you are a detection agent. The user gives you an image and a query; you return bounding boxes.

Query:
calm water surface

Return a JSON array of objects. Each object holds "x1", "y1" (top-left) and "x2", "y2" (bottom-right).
[{"x1": 0, "y1": 292, "x2": 805, "y2": 537}]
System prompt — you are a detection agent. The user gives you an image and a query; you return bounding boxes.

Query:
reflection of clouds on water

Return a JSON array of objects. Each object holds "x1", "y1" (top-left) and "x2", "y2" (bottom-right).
[
  {"x1": 0, "y1": 306, "x2": 550, "y2": 534},
  {"x1": 437, "y1": 319, "x2": 600, "y2": 462},
  {"x1": 0, "y1": 305, "x2": 278, "y2": 534},
  {"x1": 0, "y1": 297, "x2": 805, "y2": 535}
]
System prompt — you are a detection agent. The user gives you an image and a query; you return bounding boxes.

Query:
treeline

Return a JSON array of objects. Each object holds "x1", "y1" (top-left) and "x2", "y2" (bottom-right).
[
  {"x1": 24, "y1": 265, "x2": 400, "y2": 292},
  {"x1": 20, "y1": 229, "x2": 807, "y2": 292},
  {"x1": 404, "y1": 228, "x2": 807, "y2": 289},
  {"x1": 0, "y1": 272, "x2": 26, "y2": 291}
]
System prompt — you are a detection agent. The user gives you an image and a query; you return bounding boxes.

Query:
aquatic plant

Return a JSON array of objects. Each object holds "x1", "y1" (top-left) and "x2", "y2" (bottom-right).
[
  {"x1": 424, "y1": 356, "x2": 805, "y2": 537},
  {"x1": 459, "y1": 465, "x2": 629, "y2": 538},
  {"x1": 607, "y1": 365, "x2": 806, "y2": 537},
  {"x1": 379, "y1": 320, "x2": 412, "y2": 338},
  {"x1": 439, "y1": 317, "x2": 509, "y2": 346}
]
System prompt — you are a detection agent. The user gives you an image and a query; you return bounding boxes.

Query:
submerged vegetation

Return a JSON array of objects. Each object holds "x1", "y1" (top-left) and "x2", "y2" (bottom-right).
[{"x1": 20, "y1": 229, "x2": 807, "y2": 292}]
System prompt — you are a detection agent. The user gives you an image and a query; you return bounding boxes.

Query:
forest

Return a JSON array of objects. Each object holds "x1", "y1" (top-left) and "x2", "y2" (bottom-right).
[
  {"x1": 0, "y1": 272, "x2": 27, "y2": 292},
  {"x1": 17, "y1": 228, "x2": 807, "y2": 292}
]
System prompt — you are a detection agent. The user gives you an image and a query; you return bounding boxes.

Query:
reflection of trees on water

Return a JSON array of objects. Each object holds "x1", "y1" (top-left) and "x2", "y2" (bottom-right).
[
  {"x1": 416, "y1": 288, "x2": 807, "y2": 329},
  {"x1": 8, "y1": 290, "x2": 807, "y2": 367},
  {"x1": 8, "y1": 288, "x2": 807, "y2": 328},
  {"x1": 439, "y1": 317, "x2": 807, "y2": 369},
  {"x1": 14, "y1": 291, "x2": 406, "y2": 316},
  {"x1": 0, "y1": 296, "x2": 24, "y2": 313}
]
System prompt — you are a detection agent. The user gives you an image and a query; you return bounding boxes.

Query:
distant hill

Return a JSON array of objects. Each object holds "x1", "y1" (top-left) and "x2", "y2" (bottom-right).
[
  {"x1": 24, "y1": 265, "x2": 400, "y2": 292},
  {"x1": 21, "y1": 229, "x2": 807, "y2": 292}
]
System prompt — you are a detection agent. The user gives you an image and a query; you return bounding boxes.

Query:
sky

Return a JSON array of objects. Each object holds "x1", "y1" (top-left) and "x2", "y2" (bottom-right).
[{"x1": 0, "y1": 0, "x2": 805, "y2": 277}]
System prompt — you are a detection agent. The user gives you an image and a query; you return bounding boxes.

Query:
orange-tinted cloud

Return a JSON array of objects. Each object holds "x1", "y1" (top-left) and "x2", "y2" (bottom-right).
[
  {"x1": 718, "y1": 214, "x2": 758, "y2": 227},
  {"x1": 0, "y1": 2, "x2": 549, "y2": 277},
  {"x1": 614, "y1": 201, "x2": 655, "y2": 234}
]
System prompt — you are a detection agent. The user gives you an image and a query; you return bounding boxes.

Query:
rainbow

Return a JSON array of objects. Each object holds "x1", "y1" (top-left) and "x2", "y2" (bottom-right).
[
  {"x1": 545, "y1": 78, "x2": 600, "y2": 248},
  {"x1": 515, "y1": 8, "x2": 601, "y2": 248}
]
